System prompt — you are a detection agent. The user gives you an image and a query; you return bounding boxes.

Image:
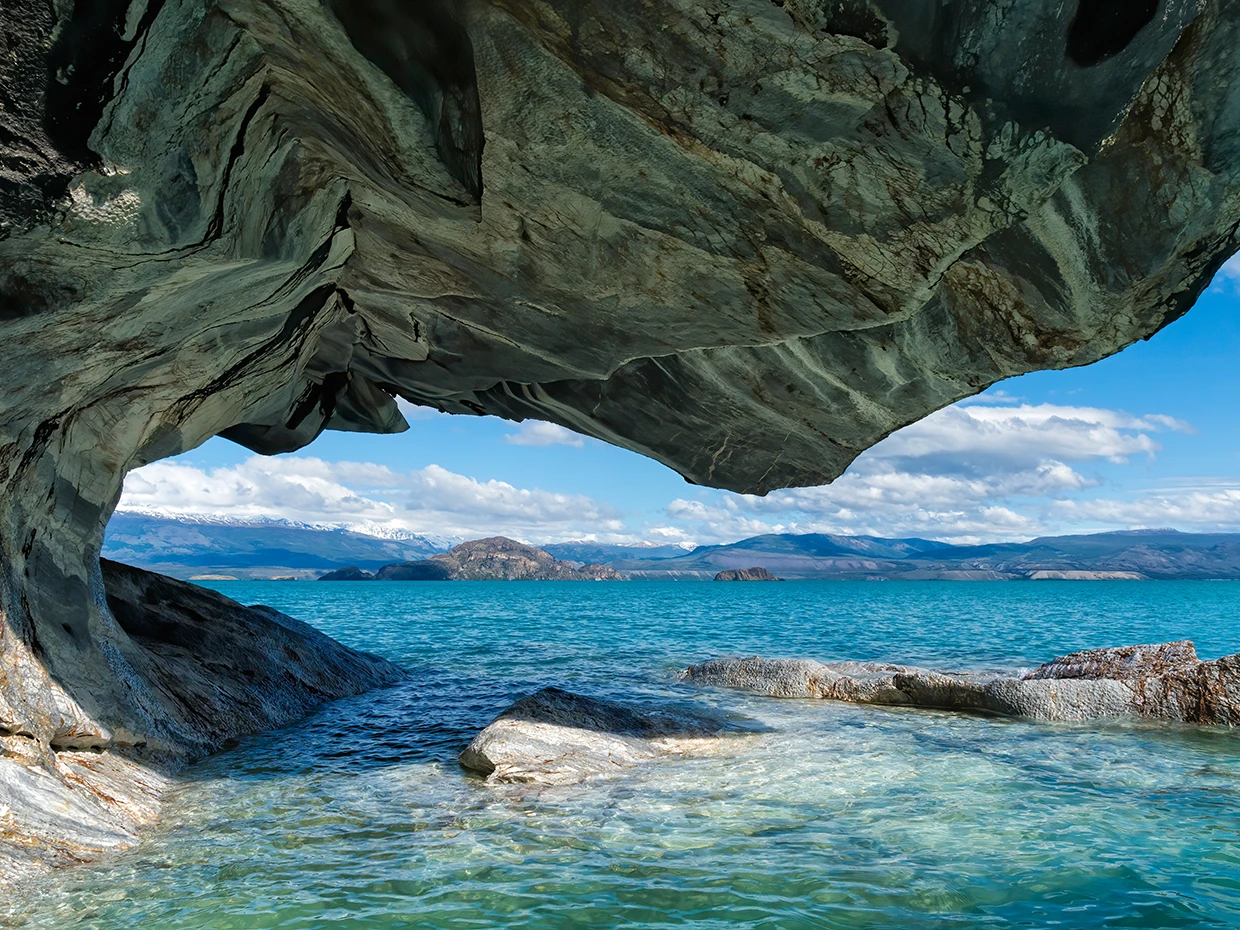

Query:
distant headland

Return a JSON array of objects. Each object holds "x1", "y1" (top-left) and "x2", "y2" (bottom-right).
[
  {"x1": 102, "y1": 514, "x2": 1240, "y2": 582},
  {"x1": 319, "y1": 537, "x2": 621, "y2": 582}
]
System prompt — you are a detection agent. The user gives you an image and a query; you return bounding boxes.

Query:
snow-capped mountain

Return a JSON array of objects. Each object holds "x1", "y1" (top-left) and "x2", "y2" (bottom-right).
[{"x1": 103, "y1": 512, "x2": 450, "y2": 580}]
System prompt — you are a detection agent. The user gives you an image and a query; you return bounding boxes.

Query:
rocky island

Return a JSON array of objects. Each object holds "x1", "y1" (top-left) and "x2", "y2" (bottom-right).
[{"x1": 318, "y1": 537, "x2": 622, "y2": 581}]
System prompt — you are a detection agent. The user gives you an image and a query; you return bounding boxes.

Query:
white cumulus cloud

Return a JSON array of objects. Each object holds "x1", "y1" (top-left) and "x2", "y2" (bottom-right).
[
  {"x1": 117, "y1": 401, "x2": 1222, "y2": 548},
  {"x1": 119, "y1": 457, "x2": 625, "y2": 542},
  {"x1": 659, "y1": 402, "x2": 1195, "y2": 545}
]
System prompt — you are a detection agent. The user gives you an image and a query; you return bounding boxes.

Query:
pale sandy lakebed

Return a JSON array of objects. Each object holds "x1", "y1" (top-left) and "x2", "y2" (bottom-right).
[{"x1": 9, "y1": 580, "x2": 1240, "y2": 929}]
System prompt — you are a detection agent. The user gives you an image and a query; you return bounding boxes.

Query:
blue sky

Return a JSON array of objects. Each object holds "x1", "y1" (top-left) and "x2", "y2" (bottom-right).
[{"x1": 119, "y1": 260, "x2": 1240, "y2": 546}]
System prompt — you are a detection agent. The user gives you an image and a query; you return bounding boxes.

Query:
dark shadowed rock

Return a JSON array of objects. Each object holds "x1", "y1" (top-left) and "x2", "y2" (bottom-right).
[
  {"x1": 318, "y1": 566, "x2": 376, "y2": 581},
  {"x1": 0, "y1": 561, "x2": 403, "y2": 881},
  {"x1": 684, "y1": 641, "x2": 1240, "y2": 726},
  {"x1": 375, "y1": 560, "x2": 454, "y2": 581},
  {"x1": 459, "y1": 687, "x2": 762, "y2": 785},
  {"x1": 714, "y1": 567, "x2": 781, "y2": 581}
]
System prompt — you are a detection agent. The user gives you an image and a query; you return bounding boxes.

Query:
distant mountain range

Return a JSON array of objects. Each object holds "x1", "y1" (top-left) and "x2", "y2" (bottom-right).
[
  {"x1": 103, "y1": 513, "x2": 450, "y2": 580},
  {"x1": 541, "y1": 541, "x2": 699, "y2": 563},
  {"x1": 610, "y1": 529, "x2": 1240, "y2": 580},
  {"x1": 101, "y1": 514, "x2": 1240, "y2": 581}
]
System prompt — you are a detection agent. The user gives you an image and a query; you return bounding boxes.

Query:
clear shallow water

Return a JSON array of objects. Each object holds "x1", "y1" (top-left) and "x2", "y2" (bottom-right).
[{"x1": 11, "y1": 580, "x2": 1240, "y2": 929}]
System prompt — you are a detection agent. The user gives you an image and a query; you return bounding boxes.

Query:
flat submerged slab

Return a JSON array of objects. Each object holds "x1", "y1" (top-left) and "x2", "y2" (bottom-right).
[
  {"x1": 683, "y1": 641, "x2": 1240, "y2": 726},
  {"x1": 460, "y1": 688, "x2": 763, "y2": 785}
]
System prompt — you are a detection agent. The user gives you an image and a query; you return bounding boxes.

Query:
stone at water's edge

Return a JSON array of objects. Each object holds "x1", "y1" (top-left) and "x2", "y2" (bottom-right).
[
  {"x1": 460, "y1": 688, "x2": 761, "y2": 786},
  {"x1": 683, "y1": 642, "x2": 1240, "y2": 726},
  {"x1": 0, "y1": 562, "x2": 402, "y2": 884}
]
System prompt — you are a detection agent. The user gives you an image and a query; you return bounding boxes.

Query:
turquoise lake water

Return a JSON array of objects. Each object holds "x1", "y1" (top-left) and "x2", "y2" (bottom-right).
[{"x1": 11, "y1": 580, "x2": 1240, "y2": 928}]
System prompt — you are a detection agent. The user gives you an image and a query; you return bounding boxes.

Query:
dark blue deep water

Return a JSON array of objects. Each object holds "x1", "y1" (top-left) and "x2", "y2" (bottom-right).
[{"x1": 14, "y1": 581, "x2": 1240, "y2": 928}]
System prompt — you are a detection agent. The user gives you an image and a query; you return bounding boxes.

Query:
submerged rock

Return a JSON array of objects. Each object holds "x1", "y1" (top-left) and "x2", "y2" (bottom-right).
[
  {"x1": 683, "y1": 641, "x2": 1240, "y2": 726},
  {"x1": 460, "y1": 688, "x2": 758, "y2": 785},
  {"x1": 714, "y1": 567, "x2": 781, "y2": 581},
  {"x1": 0, "y1": 562, "x2": 403, "y2": 883},
  {"x1": 318, "y1": 566, "x2": 376, "y2": 581}
]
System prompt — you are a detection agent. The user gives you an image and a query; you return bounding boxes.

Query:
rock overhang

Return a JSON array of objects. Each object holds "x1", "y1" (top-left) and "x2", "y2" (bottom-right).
[
  {"x1": 0, "y1": 0, "x2": 1233, "y2": 756},
  {"x1": 6, "y1": 0, "x2": 1237, "y2": 497}
]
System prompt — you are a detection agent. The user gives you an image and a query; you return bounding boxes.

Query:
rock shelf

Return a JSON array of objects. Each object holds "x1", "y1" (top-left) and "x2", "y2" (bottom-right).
[
  {"x1": 461, "y1": 688, "x2": 761, "y2": 785},
  {"x1": 684, "y1": 642, "x2": 1240, "y2": 726}
]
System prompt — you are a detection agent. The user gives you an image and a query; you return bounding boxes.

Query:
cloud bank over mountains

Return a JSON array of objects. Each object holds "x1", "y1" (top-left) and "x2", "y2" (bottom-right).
[
  {"x1": 121, "y1": 459, "x2": 624, "y2": 542},
  {"x1": 118, "y1": 400, "x2": 1235, "y2": 546}
]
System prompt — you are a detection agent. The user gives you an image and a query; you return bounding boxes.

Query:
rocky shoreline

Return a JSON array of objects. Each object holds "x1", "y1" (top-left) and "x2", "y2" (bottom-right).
[
  {"x1": 683, "y1": 641, "x2": 1240, "y2": 725},
  {"x1": 8, "y1": 634, "x2": 1239, "y2": 883},
  {"x1": 0, "y1": 563, "x2": 402, "y2": 886},
  {"x1": 455, "y1": 640, "x2": 1240, "y2": 796}
]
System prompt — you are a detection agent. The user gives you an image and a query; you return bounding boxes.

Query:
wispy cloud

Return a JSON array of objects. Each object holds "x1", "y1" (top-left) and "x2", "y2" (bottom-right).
[{"x1": 504, "y1": 421, "x2": 585, "y2": 448}]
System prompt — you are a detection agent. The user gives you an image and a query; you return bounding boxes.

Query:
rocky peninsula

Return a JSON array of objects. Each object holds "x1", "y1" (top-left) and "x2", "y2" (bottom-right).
[
  {"x1": 319, "y1": 537, "x2": 622, "y2": 582},
  {"x1": 684, "y1": 641, "x2": 1240, "y2": 726},
  {"x1": 0, "y1": 562, "x2": 401, "y2": 883}
]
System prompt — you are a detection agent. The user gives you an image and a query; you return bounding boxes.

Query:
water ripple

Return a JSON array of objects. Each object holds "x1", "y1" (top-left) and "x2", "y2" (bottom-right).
[{"x1": 8, "y1": 580, "x2": 1240, "y2": 928}]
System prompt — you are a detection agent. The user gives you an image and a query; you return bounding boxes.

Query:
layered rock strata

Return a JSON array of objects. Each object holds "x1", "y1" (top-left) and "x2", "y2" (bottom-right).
[
  {"x1": 460, "y1": 687, "x2": 759, "y2": 785},
  {"x1": 0, "y1": 561, "x2": 402, "y2": 883},
  {"x1": 0, "y1": 0, "x2": 1239, "y2": 831},
  {"x1": 684, "y1": 641, "x2": 1240, "y2": 725}
]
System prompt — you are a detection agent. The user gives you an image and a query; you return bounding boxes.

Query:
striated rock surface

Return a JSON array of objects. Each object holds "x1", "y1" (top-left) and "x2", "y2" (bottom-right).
[
  {"x1": 0, "y1": 0, "x2": 1239, "y2": 853},
  {"x1": 431, "y1": 538, "x2": 623, "y2": 581},
  {"x1": 684, "y1": 641, "x2": 1240, "y2": 726},
  {"x1": 459, "y1": 687, "x2": 759, "y2": 785},
  {"x1": 715, "y1": 567, "x2": 781, "y2": 581},
  {"x1": 0, "y1": 561, "x2": 402, "y2": 883},
  {"x1": 318, "y1": 565, "x2": 376, "y2": 581}
]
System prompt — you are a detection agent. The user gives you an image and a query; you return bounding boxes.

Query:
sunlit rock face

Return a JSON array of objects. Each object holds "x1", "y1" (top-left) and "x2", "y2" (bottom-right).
[
  {"x1": 0, "y1": 0, "x2": 1238, "y2": 781},
  {"x1": 684, "y1": 642, "x2": 1240, "y2": 725},
  {"x1": 459, "y1": 687, "x2": 757, "y2": 785}
]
